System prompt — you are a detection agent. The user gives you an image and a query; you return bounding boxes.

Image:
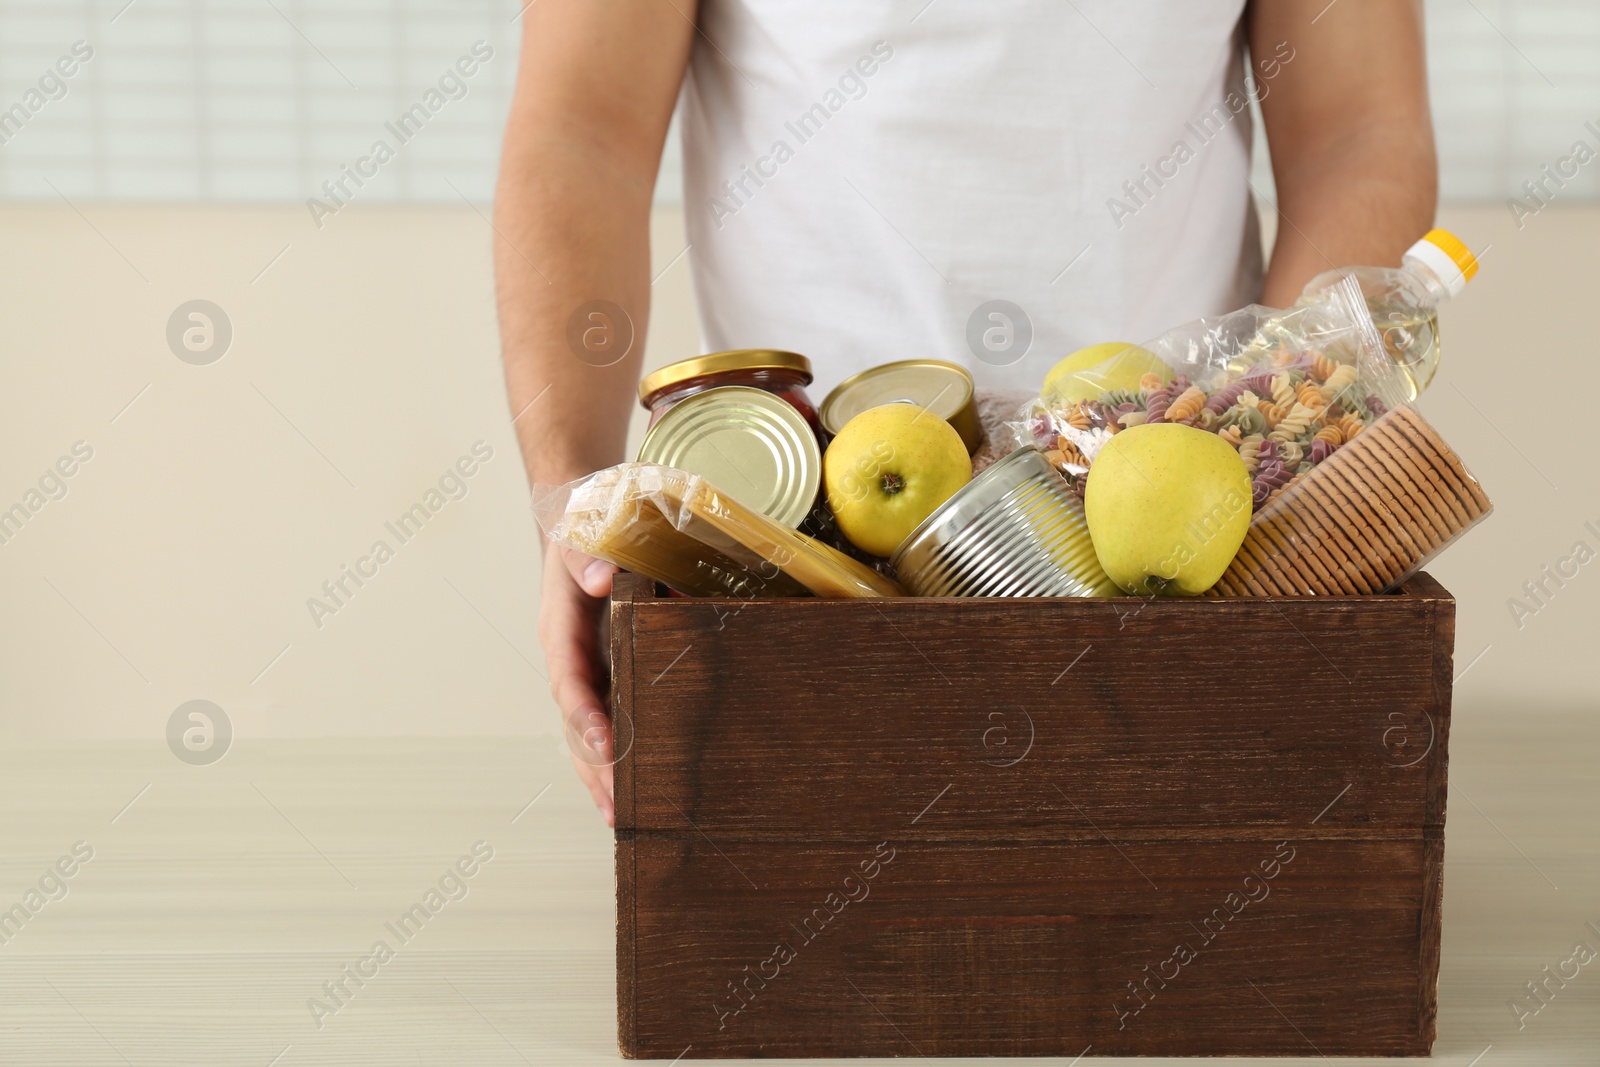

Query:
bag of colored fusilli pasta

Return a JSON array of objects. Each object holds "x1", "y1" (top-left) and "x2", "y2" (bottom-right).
[{"x1": 1006, "y1": 276, "x2": 1491, "y2": 595}]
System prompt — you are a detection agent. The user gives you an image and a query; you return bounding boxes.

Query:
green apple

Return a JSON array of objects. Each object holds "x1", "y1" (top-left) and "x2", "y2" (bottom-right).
[
  {"x1": 1084, "y1": 423, "x2": 1252, "y2": 595},
  {"x1": 824, "y1": 403, "x2": 971, "y2": 558},
  {"x1": 1043, "y1": 342, "x2": 1173, "y2": 404}
]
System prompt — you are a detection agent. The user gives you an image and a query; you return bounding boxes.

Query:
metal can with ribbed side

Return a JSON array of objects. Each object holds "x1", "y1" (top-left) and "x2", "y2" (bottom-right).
[{"x1": 891, "y1": 446, "x2": 1118, "y2": 598}]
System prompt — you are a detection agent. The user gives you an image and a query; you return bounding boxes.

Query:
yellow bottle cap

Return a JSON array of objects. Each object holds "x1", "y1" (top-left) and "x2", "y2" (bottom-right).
[{"x1": 1421, "y1": 228, "x2": 1478, "y2": 282}]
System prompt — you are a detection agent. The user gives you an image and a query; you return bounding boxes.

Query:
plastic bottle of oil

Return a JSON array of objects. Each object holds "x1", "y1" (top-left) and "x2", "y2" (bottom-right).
[{"x1": 1301, "y1": 228, "x2": 1479, "y2": 401}]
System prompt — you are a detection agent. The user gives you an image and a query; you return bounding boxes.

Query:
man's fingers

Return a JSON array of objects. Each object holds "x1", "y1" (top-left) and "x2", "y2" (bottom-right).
[
  {"x1": 550, "y1": 657, "x2": 619, "y2": 811},
  {"x1": 560, "y1": 546, "x2": 617, "y2": 599},
  {"x1": 563, "y1": 700, "x2": 614, "y2": 769},
  {"x1": 568, "y1": 752, "x2": 615, "y2": 826},
  {"x1": 542, "y1": 559, "x2": 601, "y2": 689},
  {"x1": 539, "y1": 544, "x2": 618, "y2": 821},
  {"x1": 547, "y1": 639, "x2": 616, "y2": 798}
]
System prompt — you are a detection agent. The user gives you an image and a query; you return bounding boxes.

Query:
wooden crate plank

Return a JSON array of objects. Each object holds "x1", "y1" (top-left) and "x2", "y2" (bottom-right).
[
  {"x1": 625, "y1": 836, "x2": 1434, "y2": 1058},
  {"x1": 616, "y1": 586, "x2": 1449, "y2": 836}
]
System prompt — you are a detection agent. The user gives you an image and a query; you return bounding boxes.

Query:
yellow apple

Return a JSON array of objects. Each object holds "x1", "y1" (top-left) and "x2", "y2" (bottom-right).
[
  {"x1": 1084, "y1": 423, "x2": 1251, "y2": 595},
  {"x1": 824, "y1": 403, "x2": 971, "y2": 558},
  {"x1": 1043, "y1": 342, "x2": 1173, "y2": 404}
]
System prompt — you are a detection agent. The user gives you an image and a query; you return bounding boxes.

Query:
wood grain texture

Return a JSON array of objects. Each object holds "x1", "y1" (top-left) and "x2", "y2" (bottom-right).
[
  {"x1": 610, "y1": 578, "x2": 639, "y2": 1060},
  {"x1": 613, "y1": 575, "x2": 1450, "y2": 837},
  {"x1": 624, "y1": 837, "x2": 1429, "y2": 1058},
  {"x1": 611, "y1": 573, "x2": 1455, "y2": 1058}
]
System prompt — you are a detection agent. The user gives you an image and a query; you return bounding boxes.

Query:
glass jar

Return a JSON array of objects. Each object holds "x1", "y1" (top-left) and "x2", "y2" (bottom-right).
[{"x1": 639, "y1": 350, "x2": 823, "y2": 440}]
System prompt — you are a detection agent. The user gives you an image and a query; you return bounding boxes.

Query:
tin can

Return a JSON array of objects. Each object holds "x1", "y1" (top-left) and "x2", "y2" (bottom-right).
[
  {"x1": 821, "y1": 359, "x2": 984, "y2": 454},
  {"x1": 891, "y1": 446, "x2": 1118, "y2": 597},
  {"x1": 637, "y1": 386, "x2": 822, "y2": 529}
]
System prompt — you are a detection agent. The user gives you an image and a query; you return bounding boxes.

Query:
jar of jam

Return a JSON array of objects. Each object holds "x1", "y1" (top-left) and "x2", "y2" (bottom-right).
[{"x1": 639, "y1": 350, "x2": 824, "y2": 441}]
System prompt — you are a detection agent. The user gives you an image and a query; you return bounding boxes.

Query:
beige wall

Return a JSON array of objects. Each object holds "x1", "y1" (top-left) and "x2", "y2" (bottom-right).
[
  {"x1": 0, "y1": 202, "x2": 1593, "y2": 740},
  {"x1": 0, "y1": 204, "x2": 693, "y2": 740}
]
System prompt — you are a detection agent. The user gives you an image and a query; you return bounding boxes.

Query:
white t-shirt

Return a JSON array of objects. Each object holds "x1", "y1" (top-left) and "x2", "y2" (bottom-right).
[{"x1": 680, "y1": 0, "x2": 1266, "y2": 396}]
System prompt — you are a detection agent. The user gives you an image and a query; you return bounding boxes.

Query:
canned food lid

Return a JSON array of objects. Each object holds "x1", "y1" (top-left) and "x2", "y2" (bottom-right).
[
  {"x1": 638, "y1": 350, "x2": 812, "y2": 404},
  {"x1": 820, "y1": 359, "x2": 982, "y2": 453},
  {"x1": 637, "y1": 386, "x2": 821, "y2": 528}
]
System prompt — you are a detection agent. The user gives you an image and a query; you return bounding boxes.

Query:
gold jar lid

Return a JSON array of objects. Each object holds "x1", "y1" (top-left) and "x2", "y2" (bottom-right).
[
  {"x1": 638, "y1": 350, "x2": 813, "y2": 405},
  {"x1": 820, "y1": 359, "x2": 984, "y2": 454},
  {"x1": 637, "y1": 386, "x2": 821, "y2": 529}
]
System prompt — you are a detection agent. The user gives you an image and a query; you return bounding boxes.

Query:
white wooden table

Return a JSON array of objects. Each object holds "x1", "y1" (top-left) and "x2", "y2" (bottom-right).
[{"x1": 2, "y1": 703, "x2": 1595, "y2": 1065}]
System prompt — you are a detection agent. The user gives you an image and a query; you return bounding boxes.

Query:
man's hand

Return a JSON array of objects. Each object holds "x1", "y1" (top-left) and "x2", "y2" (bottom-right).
[
  {"x1": 495, "y1": 1, "x2": 696, "y2": 823},
  {"x1": 540, "y1": 547, "x2": 619, "y2": 825},
  {"x1": 1249, "y1": 0, "x2": 1438, "y2": 305}
]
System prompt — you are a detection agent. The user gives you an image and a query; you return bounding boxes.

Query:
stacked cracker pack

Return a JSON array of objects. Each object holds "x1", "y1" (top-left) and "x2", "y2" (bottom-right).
[{"x1": 1216, "y1": 403, "x2": 1489, "y2": 595}]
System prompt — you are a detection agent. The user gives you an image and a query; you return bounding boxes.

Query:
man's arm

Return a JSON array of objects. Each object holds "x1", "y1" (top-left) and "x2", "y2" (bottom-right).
[
  {"x1": 495, "y1": 1, "x2": 697, "y2": 824},
  {"x1": 1248, "y1": 0, "x2": 1438, "y2": 306},
  {"x1": 496, "y1": 0, "x2": 696, "y2": 483}
]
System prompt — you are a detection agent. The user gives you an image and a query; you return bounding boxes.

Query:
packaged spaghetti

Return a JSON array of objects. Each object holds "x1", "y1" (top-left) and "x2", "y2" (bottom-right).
[
  {"x1": 1007, "y1": 276, "x2": 1491, "y2": 595},
  {"x1": 534, "y1": 463, "x2": 905, "y2": 599}
]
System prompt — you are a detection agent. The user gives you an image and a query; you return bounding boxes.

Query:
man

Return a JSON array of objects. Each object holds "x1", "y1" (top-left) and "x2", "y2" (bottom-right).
[{"x1": 494, "y1": 0, "x2": 1436, "y2": 824}]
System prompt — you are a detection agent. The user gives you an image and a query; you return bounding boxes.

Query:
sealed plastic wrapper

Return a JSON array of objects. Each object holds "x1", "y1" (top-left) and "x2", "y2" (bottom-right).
[
  {"x1": 1007, "y1": 276, "x2": 1492, "y2": 595},
  {"x1": 969, "y1": 387, "x2": 1035, "y2": 477},
  {"x1": 534, "y1": 463, "x2": 905, "y2": 599},
  {"x1": 1211, "y1": 404, "x2": 1491, "y2": 595}
]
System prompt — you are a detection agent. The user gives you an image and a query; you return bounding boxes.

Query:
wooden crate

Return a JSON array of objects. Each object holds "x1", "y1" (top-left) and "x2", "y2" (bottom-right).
[{"x1": 610, "y1": 572, "x2": 1453, "y2": 1058}]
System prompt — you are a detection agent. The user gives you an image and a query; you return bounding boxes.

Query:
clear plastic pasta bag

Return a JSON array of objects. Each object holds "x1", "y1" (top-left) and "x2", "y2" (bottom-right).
[
  {"x1": 1006, "y1": 276, "x2": 1492, "y2": 595},
  {"x1": 534, "y1": 463, "x2": 906, "y2": 599}
]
